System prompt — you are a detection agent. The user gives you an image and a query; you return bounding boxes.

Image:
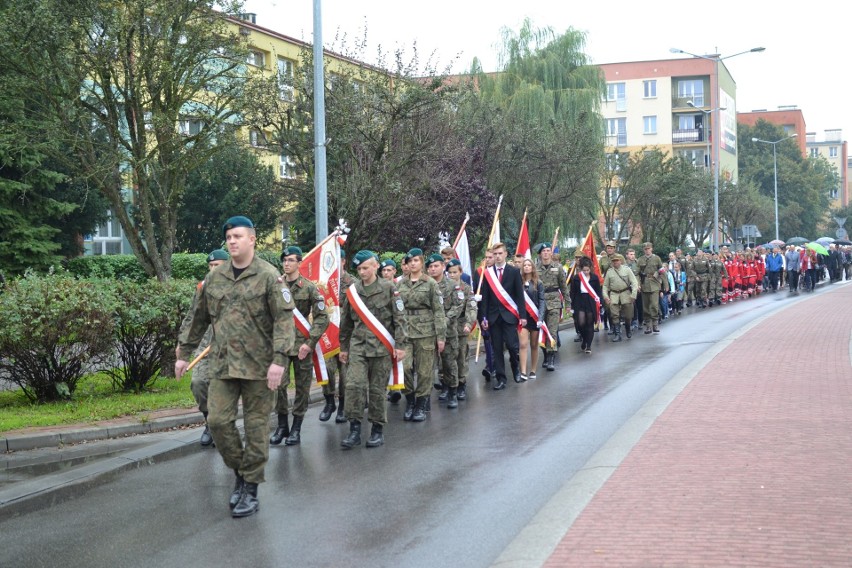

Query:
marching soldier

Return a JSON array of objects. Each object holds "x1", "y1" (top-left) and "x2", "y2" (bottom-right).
[
  {"x1": 269, "y1": 246, "x2": 330, "y2": 446},
  {"x1": 598, "y1": 240, "x2": 617, "y2": 334},
  {"x1": 427, "y1": 254, "x2": 465, "y2": 408},
  {"x1": 324, "y1": 250, "x2": 355, "y2": 424},
  {"x1": 176, "y1": 216, "x2": 295, "y2": 518},
  {"x1": 602, "y1": 253, "x2": 638, "y2": 341},
  {"x1": 692, "y1": 249, "x2": 711, "y2": 308},
  {"x1": 625, "y1": 248, "x2": 642, "y2": 331},
  {"x1": 535, "y1": 242, "x2": 569, "y2": 371},
  {"x1": 339, "y1": 250, "x2": 407, "y2": 448},
  {"x1": 637, "y1": 242, "x2": 665, "y2": 334},
  {"x1": 447, "y1": 258, "x2": 477, "y2": 400},
  {"x1": 683, "y1": 253, "x2": 696, "y2": 306}
]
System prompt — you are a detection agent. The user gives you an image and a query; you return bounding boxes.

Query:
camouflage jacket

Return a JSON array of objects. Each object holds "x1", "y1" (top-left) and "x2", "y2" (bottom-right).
[
  {"x1": 339, "y1": 277, "x2": 407, "y2": 357},
  {"x1": 178, "y1": 256, "x2": 296, "y2": 380},
  {"x1": 536, "y1": 261, "x2": 569, "y2": 310},
  {"x1": 396, "y1": 275, "x2": 446, "y2": 341},
  {"x1": 434, "y1": 275, "x2": 465, "y2": 336},
  {"x1": 283, "y1": 275, "x2": 329, "y2": 355},
  {"x1": 179, "y1": 281, "x2": 213, "y2": 355}
]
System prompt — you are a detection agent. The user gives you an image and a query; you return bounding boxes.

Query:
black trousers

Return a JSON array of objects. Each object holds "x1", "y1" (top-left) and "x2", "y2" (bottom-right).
[{"x1": 488, "y1": 318, "x2": 520, "y2": 381}]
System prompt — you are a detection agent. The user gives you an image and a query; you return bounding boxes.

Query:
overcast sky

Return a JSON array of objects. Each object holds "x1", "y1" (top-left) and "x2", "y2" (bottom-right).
[{"x1": 242, "y1": 0, "x2": 850, "y2": 146}]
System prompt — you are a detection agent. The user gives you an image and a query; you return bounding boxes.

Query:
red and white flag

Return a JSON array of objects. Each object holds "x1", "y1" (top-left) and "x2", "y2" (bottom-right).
[
  {"x1": 516, "y1": 210, "x2": 531, "y2": 260},
  {"x1": 452, "y1": 213, "x2": 473, "y2": 278},
  {"x1": 299, "y1": 233, "x2": 342, "y2": 384}
]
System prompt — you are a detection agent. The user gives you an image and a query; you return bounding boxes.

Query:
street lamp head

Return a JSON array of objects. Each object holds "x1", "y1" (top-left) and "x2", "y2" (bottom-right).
[
  {"x1": 687, "y1": 100, "x2": 696, "y2": 108},
  {"x1": 752, "y1": 137, "x2": 760, "y2": 142},
  {"x1": 670, "y1": 48, "x2": 684, "y2": 54},
  {"x1": 751, "y1": 47, "x2": 766, "y2": 53}
]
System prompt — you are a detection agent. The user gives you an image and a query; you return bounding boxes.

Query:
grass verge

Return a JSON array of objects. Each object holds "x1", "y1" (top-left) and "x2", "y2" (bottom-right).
[{"x1": 0, "y1": 372, "x2": 196, "y2": 434}]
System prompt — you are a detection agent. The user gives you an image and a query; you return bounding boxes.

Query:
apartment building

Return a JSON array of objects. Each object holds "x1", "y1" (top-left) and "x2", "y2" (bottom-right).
[{"x1": 805, "y1": 130, "x2": 848, "y2": 209}]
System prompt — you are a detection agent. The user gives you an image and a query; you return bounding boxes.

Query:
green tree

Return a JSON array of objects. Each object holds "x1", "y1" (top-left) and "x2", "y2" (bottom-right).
[
  {"x1": 0, "y1": 0, "x2": 250, "y2": 280},
  {"x1": 176, "y1": 136, "x2": 284, "y2": 253}
]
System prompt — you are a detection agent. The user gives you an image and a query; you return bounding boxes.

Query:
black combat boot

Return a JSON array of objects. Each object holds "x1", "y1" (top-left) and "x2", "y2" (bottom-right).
[
  {"x1": 388, "y1": 391, "x2": 402, "y2": 403},
  {"x1": 481, "y1": 368, "x2": 492, "y2": 382},
  {"x1": 403, "y1": 393, "x2": 416, "y2": 421},
  {"x1": 341, "y1": 420, "x2": 361, "y2": 448},
  {"x1": 545, "y1": 352, "x2": 556, "y2": 371},
  {"x1": 285, "y1": 415, "x2": 302, "y2": 445},
  {"x1": 446, "y1": 387, "x2": 458, "y2": 409},
  {"x1": 457, "y1": 383, "x2": 467, "y2": 401},
  {"x1": 229, "y1": 470, "x2": 244, "y2": 510},
  {"x1": 366, "y1": 423, "x2": 384, "y2": 448},
  {"x1": 232, "y1": 482, "x2": 259, "y2": 518},
  {"x1": 335, "y1": 397, "x2": 346, "y2": 423},
  {"x1": 612, "y1": 325, "x2": 622, "y2": 342},
  {"x1": 200, "y1": 411, "x2": 213, "y2": 447},
  {"x1": 438, "y1": 383, "x2": 449, "y2": 401},
  {"x1": 411, "y1": 397, "x2": 428, "y2": 422},
  {"x1": 318, "y1": 394, "x2": 336, "y2": 422},
  {"x1": 625, "y1": 321, "x2": 632, "y2": 339},
  {"x1": 269, "y1": 414, "x2": 289, "y2": 445}
]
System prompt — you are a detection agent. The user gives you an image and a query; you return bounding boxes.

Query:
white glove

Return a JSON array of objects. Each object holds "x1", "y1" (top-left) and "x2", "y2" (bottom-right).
[
  {"x1": 536, "y1": 320, "x2": 542, "y2": 329},
  {"x1": 473, "y1": 294, "x2": 482, "y2": 302}
]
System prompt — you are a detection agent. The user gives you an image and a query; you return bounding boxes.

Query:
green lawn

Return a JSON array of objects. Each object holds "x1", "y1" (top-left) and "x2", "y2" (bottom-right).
[{"x1": 0, "y1": 372, "x2": 197, "y2": 433}]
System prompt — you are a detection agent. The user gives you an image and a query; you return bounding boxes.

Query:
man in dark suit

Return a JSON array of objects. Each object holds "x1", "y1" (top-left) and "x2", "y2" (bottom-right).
[{"x1": 477, "y1": 242, "x2": 527, "y2": 390}]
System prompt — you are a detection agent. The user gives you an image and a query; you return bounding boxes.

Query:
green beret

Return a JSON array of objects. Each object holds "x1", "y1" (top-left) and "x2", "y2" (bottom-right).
[
  {"x1": 280, "y1": 246, "x2": 303, "y2": 261},
  {"x1": 407, "y1": 247, "x2": 424, "y2": 258},
  {"x1": 351, "y1": 249, "x2": 375, "y2": 268},
  {"x1": 207, "y1": 249, "x2": 229, "y2": 262},
  {"x1": 535, "y1": 242, "x2": 552, "y2": 254},
  {"x1": 380, "y1": 259, "x2": 397, "y2": 270},
  {"x1": 447, "y1": 258, "x2": 461, "y2": 269},
  {"x1": 426, "y1": 253, "x2": 444, "y2": 266},
  {"x1": 222, "y1": 215, "x2": 254, "y2": 237}
]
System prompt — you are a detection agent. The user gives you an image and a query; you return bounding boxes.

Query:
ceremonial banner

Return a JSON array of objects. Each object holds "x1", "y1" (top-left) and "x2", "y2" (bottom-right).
[
  {"x1": 578, "y1": 224, "x2": 603, "y2": 281},
  {"x1": 299, "y1": 234, "x2": 341, "y2": 371},
  {"x1": 293, "y1": 308, "x2": 329, "y2": 384},
  {"x1": 452, "y1": 213, "x2": 473, "y2": 278},
  {"x1": 516, "y1": 210, "x2": 531, "y2": 260}
]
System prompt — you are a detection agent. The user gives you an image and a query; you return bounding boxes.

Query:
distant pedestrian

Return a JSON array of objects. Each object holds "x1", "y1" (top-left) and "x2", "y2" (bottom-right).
[
  {"x1": 765, "y1": 247, "x2": 784, "y2": 292},
  {"x1": 784, "y1": 245, "x2": 801, "y2": 292}
]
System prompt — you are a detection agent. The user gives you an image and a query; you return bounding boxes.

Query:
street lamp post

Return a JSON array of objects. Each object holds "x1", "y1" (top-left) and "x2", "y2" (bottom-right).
[
  {"x1": 670, "y1": 46, "x2": 765, "y2": 251},
  {"x1": 752, "y1": 134, "x2": 798, "y2": 241}
]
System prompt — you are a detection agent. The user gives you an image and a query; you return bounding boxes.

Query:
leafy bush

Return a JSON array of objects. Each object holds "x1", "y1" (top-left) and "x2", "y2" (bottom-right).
[
  {"x1": 106, "y1": 279, "x2": 196, "y2": 392},
  {"x1": 65, "y1": 253, "x2": 210, "y2": 281},
  {"x1": 0, "y1": 270, "x2": 116, "y2": 403}
]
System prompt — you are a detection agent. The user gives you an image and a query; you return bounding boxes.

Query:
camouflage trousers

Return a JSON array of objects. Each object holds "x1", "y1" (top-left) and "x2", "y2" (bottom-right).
[
  {"x1": 404, "y1": 336, "x2": 437, "y2": 398},
  {"x1": 322, "y1": 355, "x2": 347, "y2": 399},
  {"x1": 207, "y1": 377, "x2": 275, "y2": 484},
  {"x1": 189, "y1": 356, "x2": 210, "y2": 414},
  {"x1": 344, "y1": 351, "x2": 392, "y2": 425},
  {"x1": 274, "y1": 353, "x2": 313, "y2": 417},
  {"x1": 455, "y1": 335, "x2": 470, "y2": 385},
  {"x1": 693, "y1": 277, "x2": 709, "y2": 301},
  {"x1": 438, "y1": 334, "x2": 459, "y2": 388},
  {"x1": 543, "y1": 307, "x2": 561, "y2": 353}
]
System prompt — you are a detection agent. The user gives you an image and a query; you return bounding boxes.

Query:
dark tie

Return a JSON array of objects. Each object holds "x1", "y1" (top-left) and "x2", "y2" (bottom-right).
[{"x1": 497, "y1": 267, "x2": 503, "y2": 282}]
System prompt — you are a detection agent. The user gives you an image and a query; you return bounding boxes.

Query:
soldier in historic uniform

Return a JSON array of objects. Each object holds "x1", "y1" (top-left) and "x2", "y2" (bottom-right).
[
  {"x1": 602, "y1": 253, "x2": 638, "y2": 342},
  {"x1": 534, "y1": 242, "x2": 569, "y2": 371},
  {"x1": 338, "y1": 250, "x2": 407, "y2": 448},
  {"x1": 637, "y1": 242, "x2": 665, "y2": 334},
  {"x1": 598, "y1": 240, "x2": 617, "y2": 333},
  {"x1": 396, "y1": 248, "x2": 446, "y2": 421},
  {"x1": 268, "y1": 246, "x2": 330, "y2": 446},
  {"x1": 177, "y1": 216, "x2": 295, "y2": 518},
  {"x1": 426, "y1": 254, "x2": 465, "y2": 408},
  {"x1": 178, "y1": 248, "x2": 229, "y2": 447},
  {"x1": 447, "y1": 259, "x2": 477, "y2": 400},
  {"x1": 625, "y1": 248, "x2": 642, "y2": 330}
]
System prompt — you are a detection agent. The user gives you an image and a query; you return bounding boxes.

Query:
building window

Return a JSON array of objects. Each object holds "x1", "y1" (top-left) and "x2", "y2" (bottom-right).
[
  {"x1": 809, "y1": 147, "x2": 819, "y2": 158},
  {"x1": 643, "y1": 80, "x2": 657, "y2": 98},
  {"x1": 280, "y1": 154, "x2": 295, "y2": 178},
  {"x1": 606, "y1": 82, "x2": 626, "y2": 111},
  {"x1": 831, "y1": 186, "x2": 839, "y2": 199},
  {"x1": 249, "y1": 129, "x2": 267, "y2": 148},
  {"x1": 90, "y1": 210, "x2": 126, "y2": 255},
  {"x1": 643, "y1": 115, "x2": 657, "y2": 135},
  {"x1": 677, "y1": 80, "x2": 704, "y2": 107},
  {"x1": 178, "y1": 118, "x2": 204, "y2": 136},
  {"x1": 277, "y1": 57, "x2": 295, "y2": 100},
  {"x1": 605, "y1": 152, "x2": 621, "y2": 171},
  {"x1": 830, "y1": 146, "x2": 838, "y2": 158},
  {"x1": 605, "y1": 118, "x2": 627, "y2": 147},
  {"x1": 247, "y1": 50, "x2": 265, "y2": 68}
]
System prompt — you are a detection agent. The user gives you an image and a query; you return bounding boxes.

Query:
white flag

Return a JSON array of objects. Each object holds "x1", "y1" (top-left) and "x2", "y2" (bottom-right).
[{"x1": 454, "y1": 228, "x2": 473, "y2": 278}]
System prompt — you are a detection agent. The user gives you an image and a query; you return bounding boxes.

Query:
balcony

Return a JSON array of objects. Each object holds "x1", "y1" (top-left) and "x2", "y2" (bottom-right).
[{"x1": 672, "y1": 128, "x2": 704, "y2": 144}]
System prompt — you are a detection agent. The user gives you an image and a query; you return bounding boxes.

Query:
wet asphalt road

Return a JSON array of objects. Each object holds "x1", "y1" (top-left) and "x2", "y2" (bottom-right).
[{"x1": 0, "y1": 290, "x2": 799, "y2": 568}]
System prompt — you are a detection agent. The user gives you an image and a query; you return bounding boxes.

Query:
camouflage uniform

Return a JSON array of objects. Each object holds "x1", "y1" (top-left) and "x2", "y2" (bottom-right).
[
  {"x1": 179, "y1": 256, "x2": 295, "y2": 485},
  {"x1": 637, "y1": 246, "x2": 664, "y2": 332},
  {"x1": 435, "y1": 274, "x2": 465, "y2": 391},
  {"x1": 324, "y1": 270, "x2": 354, "y2": 422},
  {"x1": 179, "y1": 281, "x2": 213, "y2": 414},
  {"x1": 453, "y1": 279, "x2": 478, "y2": 394},
  {"x1": 692, "y1": 253, "x2": 711, "y2": 307},
  {"x1": 535, "y1": 259, "x2": 568, "y2": 354},
  {"x1": 339, "y1": 277, "x2": 407, "y2": 426},
  {"x1": 684, "y1": 256, "x2": 697, "y2": 304}
]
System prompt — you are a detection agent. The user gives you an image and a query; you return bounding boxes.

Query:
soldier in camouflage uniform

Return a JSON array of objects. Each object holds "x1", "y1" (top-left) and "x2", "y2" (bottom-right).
[
  {"x1": 692, "y1": 249, "x2": 711, "y2": 308},
  {"x1": 602, "y1": 253, "x2": 638, "y2": 342},
  {"x1": 324, "y1": 250, "x2": 355, "y2": 424},
  {"x1": 535, "y1": 242, "x2": 569, "y2": 371},
  {"x1": 338, "y1": 250, "x2": 407, "y2": 448},
  {"x1": 426, "y1": 253, "x2": 465, "y2": 409},
  {"x1": 380, "y1": 258, "x2": 398, "y2": 282},
  {"x1": 178, "y1": 248, "x2": 229, "y2": 447},
  {"x1": 396, "y1": 248, "x2": 446, "y2": 422},
  {"x1": 636, "y1": 242, "x2": 664, "y2": 334},
  {"x1": 625, "y1": 248, "x2": 642, "y2": 330},
  {"x1": 269, "y1": 246, "x2": 330, "y2": 446},
  {"x1": 177, "y1": 216, "x2": 295, "y2": 519},
  {"x1": 598, "y1": 240, "x2": 617, "y2": 334},
  {"x1": 709, "y1": 252, "x2": 728, "y2": 306},
  {"x1": 447, "y1": 259, "x2": 477, "y2": 401}
]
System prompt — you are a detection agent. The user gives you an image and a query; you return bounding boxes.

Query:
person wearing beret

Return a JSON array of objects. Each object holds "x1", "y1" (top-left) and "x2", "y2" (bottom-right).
[
  {"x1": 269, "y1": 246, "x2": 330, "y2": 446},
  {"x1": 177, "y1": 248, "x2": 228, "y2": 447},
  {"x1": 338, "y1": 250, "x2": 407, "y2": 448},
  {"x1": 380, "y1": 258, "x2": 398, "y2": 282},
  {"x1": 447, "y1": 258, "x2": 477, "y2": 400},
  {"x1": 426, "y1": 253, "x2": 465, "y2": 409},
  {"x1": 477, "y1": 242, "x2": 526, "y2": 389},
  {"x1": 534, "y1": 242, "x2": 569, "y2": 371},
  {"x1": 177, "y1": 216, "x2": 296, "y2": 518}
]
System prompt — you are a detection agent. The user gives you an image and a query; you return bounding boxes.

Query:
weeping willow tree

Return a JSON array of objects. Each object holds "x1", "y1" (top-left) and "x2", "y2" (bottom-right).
[{"x1": 460, "y1": 19, "x2": 605, "y2": 245}]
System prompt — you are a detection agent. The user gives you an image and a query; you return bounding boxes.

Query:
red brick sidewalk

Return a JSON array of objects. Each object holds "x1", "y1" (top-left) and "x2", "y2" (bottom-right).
[{"x1": 545, "y1": 284, "x2": 852, "y2": 567}]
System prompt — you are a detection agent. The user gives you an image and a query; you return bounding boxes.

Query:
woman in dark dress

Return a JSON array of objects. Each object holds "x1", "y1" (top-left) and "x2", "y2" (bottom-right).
[
  {"x1": 519, "y1": 258, "x2": 545, "y2": 380},
  {"x1": 569, "y1": 256, "x2": 602, "y2": 354}
]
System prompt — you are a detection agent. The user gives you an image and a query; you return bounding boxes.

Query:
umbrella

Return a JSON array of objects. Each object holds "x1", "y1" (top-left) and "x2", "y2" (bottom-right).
[
  {"x1": 786, "y1": 237, "x2": 808, "y2": 245},
  {"x1": 816, "y1": 237, "x2": 835, "y2": 246},
  {"x1": 758, "y1": 243, "x2": 774, "y2": 250},
  {"x1": 806, "y1": 242, "x2": 829, "y2": 256},
  {"x1": 769, "y1": 239, "x2": 785, "y2": 246},
  {"x1": 834, "y1": 239, "x2": 852, "y2": 246}
]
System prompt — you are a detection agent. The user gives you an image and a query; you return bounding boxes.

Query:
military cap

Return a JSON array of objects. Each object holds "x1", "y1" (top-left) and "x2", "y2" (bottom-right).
[
  {"x1": 426, "y1": 253, "x2": 445, "y2": 266},
  {"x1": 280, "y1": 246, "x2": 303, "y2": 261},
  {"x1": 351, "y1": 249, "x2": 375, "y2": 268},
  {"x1": 611, "y1": 253, "x2": 625, "y2": 262},
  {"x1": 407, "y1": 247, "x2": 424, "y2": 258},
  {"x1": 380, "y1": 258, "x2": 397, "y2": 270},
  {"x1": 535, "y1": 242, "x2": 552, "y2": 254},
  {"x1": 605, "y1": 240, "x2": 616, "y2": 247},
  {"x1": 447, "y1": 258, "x2": 461, "y2": 269},
  {"x1": 207, "y1": 249, "x2": 229, "y2": 262},
  {"x1": 222, "y1": 215, "x2": 254, "y2": 237},
  {"x1": 574, "y1": 248, "x2": 586, "y2": 258},
  {"x1": 643, "y1": 241, "x2": 653, "y2": 249}
]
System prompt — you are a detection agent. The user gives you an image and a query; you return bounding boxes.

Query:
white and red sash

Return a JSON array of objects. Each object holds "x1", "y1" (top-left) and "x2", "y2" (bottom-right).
[
  {"x1": 523, "y1": 292, "x2": 555, "y2": 347},
  {"x1": 345, "y1": 284, "x2": 404, "y2": 390},
  {"x1": 483, "y1": 265, "x2": 520, "y2": 320},
  {"x1": 579, "y1": 271, "x2": 601, "y2": 325},
  {"x1": 293, "y1": 307, "x2": 329, "y2": 385}
]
